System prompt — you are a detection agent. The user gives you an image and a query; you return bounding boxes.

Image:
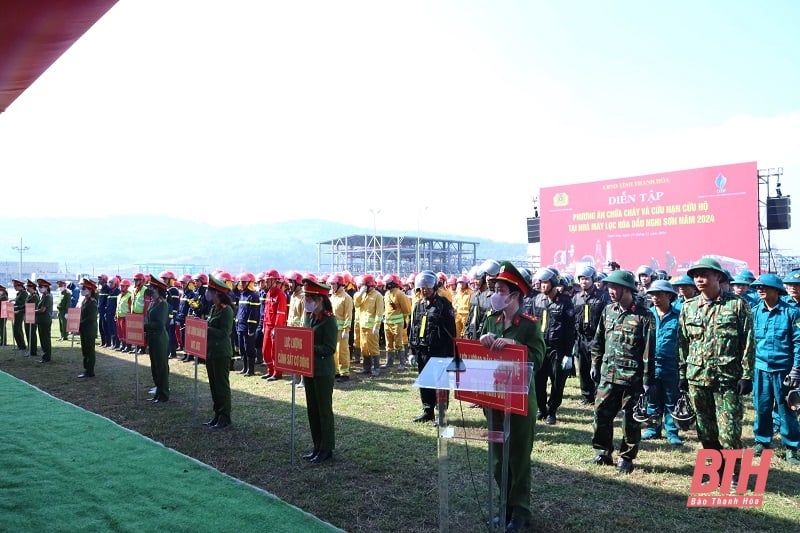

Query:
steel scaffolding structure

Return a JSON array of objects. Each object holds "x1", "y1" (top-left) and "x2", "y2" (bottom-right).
[{"x1": 316, "y1": 234, "x2": 479, "y2": 277}]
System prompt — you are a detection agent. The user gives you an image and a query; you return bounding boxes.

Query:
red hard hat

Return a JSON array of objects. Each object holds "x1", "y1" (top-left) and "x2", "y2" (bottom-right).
[
  {"x1": 238, "y1": 272, "x2": 256, "y2": 283},
  {"x1": 447, "y1": 276, "x2": 457, "y2": 286},
  {"x1": 133, "y1": 273, "x2": 146, "y2": 281},
  {"x1": 193, "y1": 273, "x2": 209, "y2": 285},
  {"x1": 342, "y1": 270, "x2": 354, "y2": 285},
  {"x1": 354, "y1": 275, "x2": 364, "y2": 287},
  {"x1": 361, "y1": 274, "x2": 376, "y2": 287},
  {"x1": 159, "y1": 270, "x2": 176, "y2": 280},
  {"x1": 304, "y1": 272, "x2": 318, "y2": 283},
  {"x1": 437, "y1": 272, "x2": 447, "y2": 284},
  {"x1": 384, "y1": 274, "x2": 401, "y2": 287},
  {"x1": 328, "y1": 273, "x2": 345, "y2": 285},
  {"x1": 218, "y1": 272, "x2": 233, "y2": 283},
  {"x1": 180, "y1": 274, "x2": 193, "y2": 284},
  {"x1": 458, "y1": 275, "x2": 469, "y2": 284},
  {"x1": 376, "y1": 275, "x2": 385, "y2": 287},
  {"x1": 266, "y1": 269, "x2": 281, "y2": 280},
  {"x1": 284, "y1": 270, "x2": 303, "y2": 284},
  {"x1": 120, "y1": 279, "x2": 131, "y2": 287}
]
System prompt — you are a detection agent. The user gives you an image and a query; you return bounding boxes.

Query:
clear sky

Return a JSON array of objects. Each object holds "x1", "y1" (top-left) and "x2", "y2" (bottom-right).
[{"x1": 1, "y1": 0, "x2": 798, "y2": 252}]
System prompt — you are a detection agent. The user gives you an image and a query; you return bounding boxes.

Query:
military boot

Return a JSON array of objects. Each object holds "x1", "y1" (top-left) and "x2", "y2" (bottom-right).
[
  {"x1": 380, "y1": 351, "x2": 395, "y2": 369},
  {"x1": 372, "y1": 356, "x2": 381, "y2": 377},
  {"x1": 359, "y1": 356, "x2": 372, "y2": 374},
  {"x1": 398, "y1": 348, "x2": 408, "y2": 371}
]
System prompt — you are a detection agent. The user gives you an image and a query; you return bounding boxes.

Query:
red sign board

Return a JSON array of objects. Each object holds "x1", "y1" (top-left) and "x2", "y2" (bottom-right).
[
  {"x1": 25, "y1": 302, "x2": 35, "y2": 324},
  {"x1": 274, "y1": 326, "x2": 314, "y2": 377},
  {"x1": 0, "y1": 300, "x2": 9, "y2": 319},
  {"x1": 540, "y1": 162, "x2": 759, "y2": 276},
  {"x1": 184, "y1": 317, "x2": 208, "y2": 359},
  {"x1": 453, "y1": 339, "x2": 529, "y2": 415},
  {"x1": 67, "y1": 310, "x2": 80, "y2": 334},
  {"x1": 126, "y1": 314, "x2": 145, "y2": 347}
]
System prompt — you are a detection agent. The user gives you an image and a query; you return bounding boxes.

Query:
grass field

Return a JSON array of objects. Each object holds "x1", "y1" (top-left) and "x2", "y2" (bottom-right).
[{"x1": 1, "y1": 332, "x2": 798, "y2": 532}]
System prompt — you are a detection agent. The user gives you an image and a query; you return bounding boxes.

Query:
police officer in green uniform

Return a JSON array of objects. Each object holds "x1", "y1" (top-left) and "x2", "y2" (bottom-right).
[
  {"x1": 11, "y1": 279, "x2": 28, "y2": 351},
  {"x1": 204, "y1": 275, "x2": 234, "y2": 429},
  {"x1": 78, "y1": 279, "x2": 98, "y2": 378},
  {"x1": 479, "y1": 262, "x2": 545, "y2": 532},
  {"x1": 35, "y1": 279, "x2": 54, "y2": 363},
  {"x1": 25, "y1": 279, "x2": 40, "y2": 357},
  {"x1": 0, "y1": 284, "x2": 8, "y2": 346},
  {"x1": 678, "y1": 257, "x2": 754, "y2": 476},
  {"x1": 56, "y1": 280, "x2": 71, "y2": 340},
  {"x1": 144, "y1": 275, "x2": 170, "y2": 402},
  {"x1": 589, "y1": 269, "x2": 655, "y2": 474},
  {"x1": 301, "y1": 277, "x2": 338, "y2": 463}
]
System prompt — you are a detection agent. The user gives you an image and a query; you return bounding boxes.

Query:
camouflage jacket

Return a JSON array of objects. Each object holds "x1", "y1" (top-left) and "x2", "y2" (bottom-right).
[
  {"x1": 591, "y1": 300, "x2": 655, "y2": 386},
  {"x1": 678, "y1": 292, "x2": 755, "y2": 386}
]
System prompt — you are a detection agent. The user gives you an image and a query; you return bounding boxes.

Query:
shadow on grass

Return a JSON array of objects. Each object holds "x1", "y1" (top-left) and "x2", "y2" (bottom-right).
[{"x1": 2, "y1": 337, "x2": 799, "y2": 533}]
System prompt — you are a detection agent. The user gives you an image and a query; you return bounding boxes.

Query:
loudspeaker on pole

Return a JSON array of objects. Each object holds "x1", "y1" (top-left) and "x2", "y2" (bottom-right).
[{"x1": 766, "y1": 196, "x2": 791, "y2": 230}]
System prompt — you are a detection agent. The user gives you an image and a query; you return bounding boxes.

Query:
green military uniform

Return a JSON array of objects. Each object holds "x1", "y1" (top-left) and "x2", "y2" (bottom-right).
[
  {"x1": 35, "y1": 285, "x2": 53, "y2": 362},
  {"x1": 0, "y1": 286, "x2": 8, "y2": 346},
  {"x1": 12, "y1": 282, "x2": 27, "y2": 350},
  {"x1": 25, "y1": 283, "x2": 40, "y2": 357},
  {"x1": 79, "y1": 295, "x2": 98, "y2": 377},
  {"x1": 144, "y1": 297, "x2": 170, "y2": 402},
  {"x1": 590, "y1": 296, "x2": 655, "y2": 462},
  {"x1": 480, "y1": 261, "x2": 545, "y2": 526},
  {"x1": 678, "y1": 283, "x2": 755, "y2": 450},
  {"x1": 304, "y1": 306, "x2": 338, "y2": 459},
  {"x1": 206, "y1": 297, "x2": 235, "y2": 426},
  {"x1": 57, "y1": 285, "x2": 71, "y2": 340}
]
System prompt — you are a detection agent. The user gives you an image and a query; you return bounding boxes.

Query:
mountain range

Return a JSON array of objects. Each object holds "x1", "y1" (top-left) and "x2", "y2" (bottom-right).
[{"x1": 0, "y1": 216, "x2": 529, "y2": 278}]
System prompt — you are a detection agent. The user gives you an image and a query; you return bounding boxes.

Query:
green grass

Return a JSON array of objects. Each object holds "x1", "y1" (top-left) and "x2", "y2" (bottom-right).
[{"x1": 1, "y1": 331, "x2": 798, "y2": 532}]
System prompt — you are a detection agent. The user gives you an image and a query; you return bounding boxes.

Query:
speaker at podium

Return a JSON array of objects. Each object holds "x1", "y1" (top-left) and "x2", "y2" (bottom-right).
[{"x1": 766, "y1": 196, "x2": 791, "y2": 230}]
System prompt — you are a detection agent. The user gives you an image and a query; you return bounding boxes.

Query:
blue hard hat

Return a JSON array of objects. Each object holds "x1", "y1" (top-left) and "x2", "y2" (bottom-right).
[
  {"x1": 783, "y1": 270, "x2": 800, "y2": 285},
  {"x1": 750, "y1": 273, "x2": 787, "y2": 295},
  {"x1": 646, "y1": 279, "x2": 677, "y2": 295},
  {"x1": 738, "y1": 269, "x2": 757, "y2": 283},
  {"x1": 671, "y1": 274, "x2": 695, "y2": 287}
]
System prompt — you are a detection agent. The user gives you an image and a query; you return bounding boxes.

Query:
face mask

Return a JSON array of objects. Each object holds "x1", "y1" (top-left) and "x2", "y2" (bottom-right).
[
  {"x1": 38, "y1": 287, "x2": 46, "y2": 294},
  {"x1": 304, "y1": 300, "x2": 317, "y2": 313},
  {"x1": 81, "y1": 289, "x2": 90, "y2": 297},
  {"x1": 205, "y1": 290, "x2": 214, "y2": 302},
  {"x1": 490, "y1": 292, "x2": 511, "y2": 312}
]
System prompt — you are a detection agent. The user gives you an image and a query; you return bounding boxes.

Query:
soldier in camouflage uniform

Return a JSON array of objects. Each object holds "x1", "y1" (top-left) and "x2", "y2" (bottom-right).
[
  {"x1": 678, "y1": 257, "x2": 754, "y2": 460},
  {"x1": 589, "y1": 269, "x2": 655, "y2": 473}
]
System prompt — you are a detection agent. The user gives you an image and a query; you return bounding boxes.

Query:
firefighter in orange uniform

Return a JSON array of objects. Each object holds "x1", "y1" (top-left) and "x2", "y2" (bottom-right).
[{"x1": 261, "y1": 269, "x2": 288, "y2": 381}]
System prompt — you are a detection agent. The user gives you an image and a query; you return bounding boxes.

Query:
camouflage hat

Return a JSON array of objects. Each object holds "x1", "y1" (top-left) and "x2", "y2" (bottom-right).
[
  {"x1": 646, "y1": 279, "x2": 677, "y2": 295},
  {"x1": 603, "y1": 270, "x2": 637, "y2": 291},
  {"x1": 750, "y1": 273, "x2": 787, "y2": 295},
  {"x1": 686, "y1": 257, "x2": 727, "y2": 278},
  {"x1": 782, "y1": 270, "x2": 800, "y2": 285}
]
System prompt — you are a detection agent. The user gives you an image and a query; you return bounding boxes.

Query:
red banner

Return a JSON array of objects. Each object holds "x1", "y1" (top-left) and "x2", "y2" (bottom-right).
[
  {"x1": 540, "y1": 162, "x2": 759, "y2": 276},
  {"x1": 67, "y1": 310, "x2": 80, "y2": 334},
  {"x1": 126, "y1": 314, "x2": 145, "y2": 347},
  {"x1": 184, "y1": 317, "x2": 208, "y2": 359},
  {"x1": 0, "y1": 300, "x2": 9, "y2": 320},
  {"x1": 25, "y1": 302, "x2": 35, "y2": 324},
  {"x1": 453, "y1": 339, "x2": 529, "y2": 415},
  {"x1": 274, "y1": 326, "x2": 314, "y2": 378}
]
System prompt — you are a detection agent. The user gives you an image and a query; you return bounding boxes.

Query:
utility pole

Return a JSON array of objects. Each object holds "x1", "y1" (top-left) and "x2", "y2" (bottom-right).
[{"x1": 11, "y1": 237, "x2": 29, "y2": 279}]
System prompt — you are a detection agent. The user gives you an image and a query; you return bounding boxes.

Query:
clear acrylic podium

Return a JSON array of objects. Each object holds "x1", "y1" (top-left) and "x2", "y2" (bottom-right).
[{"x1": 414, "y1": 357, "x2": 534, "y2": 532}]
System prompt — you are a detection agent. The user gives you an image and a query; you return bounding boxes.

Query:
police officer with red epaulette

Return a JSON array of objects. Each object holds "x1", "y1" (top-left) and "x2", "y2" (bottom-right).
[
  {"x1": 573, "y1": 266, "x2": 610, "y2": 405},
  {"x1": 531, "y1": 266, "x2": 576, "y2": 425}
]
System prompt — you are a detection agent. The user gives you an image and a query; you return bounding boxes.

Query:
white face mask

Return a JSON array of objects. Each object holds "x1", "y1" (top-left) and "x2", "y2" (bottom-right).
[
  {"x1": 304, "y1": 300, "x2": 317, "y2": 313},
  {"x1": 37, "y1": 287, "x2": 47, "y2": 294},
  {"x1": 490, "y1": 292, "x2": 511, "y2": 312},
  {"x1": 81, "y1": 289, "x2": 90, "y2": 297}
]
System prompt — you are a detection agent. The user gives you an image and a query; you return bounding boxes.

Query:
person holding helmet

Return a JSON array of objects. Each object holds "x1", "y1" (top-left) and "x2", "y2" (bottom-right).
[
  {"x1": 478, "y1": 261, "x2": 545, "y2": 532},
  {"x1": 643, "y1": 280, "x2": 682, "y2": 445},
  {"x1": 749, "y1": 273, "x2": 800, "y2": 465},
  {"x1": 531, "y1": 266, "x2": 576, "y2": 425},
  {"x1": 78, "y1": 279, "x2": 99, "y2": 378},
  {"x1": 409, "y1": 270, "x2": 456, "y2": 423},
  {"x1": 235, "y1": 272, "x2": 261, "y2": 377},
  {"x1": 381, "y1": 274, "x2": 412, "y2": 370},
  {"x1": 261, "y1": 269, "x2": 288, "y2": 381},
  {"x1": 204, "y1": 275, "x2": 235, "y2": 429},
  {"x1": 452, "y1": 275, "x2": 472, "y2": 339},
  {"x1": 678, "y1": 257, "x2": 755, "y2": 480},
  {"x1": 328, "y1": 274, "x2": 354, "y2": 382},
  {"x1": 573, "y1": 265, "x2": 610, "y2": 406},
  {"x1": 670, "y1": 274, "x2": 698, "y2": 311},
  {"x1": 589, "y1": 269, "x2": 655, "y2": 473},
  {"x1": 144, "y1": 275, "x2": 170, "y2": 403},
  {"x1": 465, "y1": 266, "x2": 492, "y2": 341},
  {"x1": 354, "y1": 273, "x2": 385, "y2": 376},
  {"x1": 116, "y1": 279, "x2": 132, "y2": 352}
]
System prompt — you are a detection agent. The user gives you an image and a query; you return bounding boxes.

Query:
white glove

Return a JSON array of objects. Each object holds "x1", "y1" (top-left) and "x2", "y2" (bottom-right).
[
  {"x1": 561, "y1": 355, "x2": 573, "y2": 371},
  {"x1": 372, "y1": 324, "x2": 380, "y2": 335},
  {"x1": 341, "y1": 330, "x2": 349, "y2": 340}
]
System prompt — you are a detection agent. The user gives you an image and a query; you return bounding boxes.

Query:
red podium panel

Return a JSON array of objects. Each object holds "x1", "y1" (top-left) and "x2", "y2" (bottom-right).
[
  {"x1": 0, "y1": 300, "x2": 9, "y2": 319},
  {"x1": 274, "y1": 326, "x2": 314, "y2": 377},
  {"x1": 126, "y1": 314, "x2": 145, "y2": 347},
  {"x1": 453, "y1": 339, "x2": 529, "y2": 416},
  {"x1": 67, "y1": 310, "x2": 80, "y2": 334},
  {"x1": 184, "y1": 317, "x2": 208, "y2": 359},
  {"x1": 25, "y1": 303, "x2": 35, "y2": 324}
]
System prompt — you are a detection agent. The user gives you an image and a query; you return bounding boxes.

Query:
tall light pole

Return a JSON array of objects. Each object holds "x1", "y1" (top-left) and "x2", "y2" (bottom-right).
[
  {"x1": 12, "y1": 237, "x2": 29, "y2": 279},
  {"x1": 369, "y1": 208, "x2": 381, "y2": 273},
  {"x1": 416, "y1": 206, "x2": 429, "y2": 272}
]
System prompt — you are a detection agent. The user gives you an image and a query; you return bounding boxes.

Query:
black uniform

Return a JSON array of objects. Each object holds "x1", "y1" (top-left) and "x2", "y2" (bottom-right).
[
  {"x1": 236, "y1": 287, "x2": 261, "y2": 375},
  {"x1": 573, "y1": 286, "x2": 610, "y2": 403},
  {"x1": 532, "y1": 291, "x2": 576, "y2": 421},
  {"x1": 166, "y1": 285, "x2": 180, "y2": 358}
]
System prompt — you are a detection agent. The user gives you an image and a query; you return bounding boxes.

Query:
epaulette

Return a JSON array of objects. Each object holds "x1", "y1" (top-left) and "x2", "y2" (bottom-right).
[
  {"x1": 520, "y1": 313, "x2": 538, "y2": 322},
  {"x1": 323, "y1": 310, "x2": 333, "y2": 317}
]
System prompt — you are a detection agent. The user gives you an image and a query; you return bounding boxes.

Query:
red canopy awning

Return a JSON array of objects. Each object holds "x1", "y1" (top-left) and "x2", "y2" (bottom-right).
[{"x1": 0, "y1": 0, "x2": 118, "y2": 113}]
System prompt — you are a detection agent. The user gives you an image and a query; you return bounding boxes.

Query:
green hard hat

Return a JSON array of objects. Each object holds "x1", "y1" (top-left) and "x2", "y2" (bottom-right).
[
  {"x1": 603, "y1": 269, "x2": 637, "y2": 291},
  {"x1": 751, "y1": 273, "x2": 787, "y2": 295},
  {"x1": 686, "y1": 257, "x2": 727, "y2": 278}
]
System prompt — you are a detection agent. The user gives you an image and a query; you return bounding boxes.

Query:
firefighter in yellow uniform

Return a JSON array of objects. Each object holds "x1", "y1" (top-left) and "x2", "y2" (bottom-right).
[
  {"x1": 353, "y1": 274, "x2": 384, "y2": 376},
  {"x1": 452, "y1": 275, "x2": 472, "y2": 338},
  {"x1": 329, "y1": 273, "x2": 354, "y2": 382},
  {"x1": 381, "y1": 274, "x2": 412, "y2": 370}
]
